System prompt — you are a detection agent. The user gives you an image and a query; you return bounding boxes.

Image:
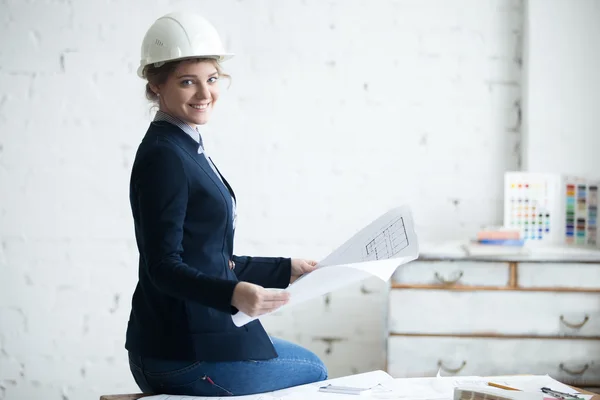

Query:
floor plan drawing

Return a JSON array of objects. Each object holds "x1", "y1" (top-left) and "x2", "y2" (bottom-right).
[{"x1": 363, "y1": 217, "x2": 409, "y2": 261}]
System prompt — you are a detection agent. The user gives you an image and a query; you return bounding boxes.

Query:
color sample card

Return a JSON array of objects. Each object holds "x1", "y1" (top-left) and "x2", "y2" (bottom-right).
[
  {"x1": 504, "y1": 173, "x2": 561, "y2": 242},
  {"x1": 563, "y1": 177, "x2": 598, "y2": 246},
  {"x1": 590, "y1": 183, "x2": 598, "y2": 245}
]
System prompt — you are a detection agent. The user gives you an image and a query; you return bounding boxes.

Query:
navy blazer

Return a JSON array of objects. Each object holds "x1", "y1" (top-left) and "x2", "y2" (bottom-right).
[{"x1": 125, "y1": 121, "x2": 291, "y2": 361}]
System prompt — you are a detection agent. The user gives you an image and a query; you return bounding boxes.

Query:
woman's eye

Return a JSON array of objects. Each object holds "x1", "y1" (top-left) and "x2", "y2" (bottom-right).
[
  {"x1": 208, "y1": 76, "x2": 219, "y2": 83},
  {"x1": 181, "y1": 79, "x2": 194, "y2": 86}
]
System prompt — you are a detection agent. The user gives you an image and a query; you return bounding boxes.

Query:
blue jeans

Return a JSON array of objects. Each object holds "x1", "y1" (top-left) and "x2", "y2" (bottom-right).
[{"x1": 128, "y1": 337, "x2": 328, "y2": 396}]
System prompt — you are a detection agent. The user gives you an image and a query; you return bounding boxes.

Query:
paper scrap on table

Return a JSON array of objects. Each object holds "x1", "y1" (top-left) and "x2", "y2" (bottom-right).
[{"x1": 232, "y1": 205, "x2": 420, "y2": 327}]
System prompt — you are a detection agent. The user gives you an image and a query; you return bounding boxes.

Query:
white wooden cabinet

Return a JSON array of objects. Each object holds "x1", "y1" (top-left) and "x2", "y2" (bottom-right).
[{"x1": 386, "y1": 249, "x2": 600, "y2": 388}]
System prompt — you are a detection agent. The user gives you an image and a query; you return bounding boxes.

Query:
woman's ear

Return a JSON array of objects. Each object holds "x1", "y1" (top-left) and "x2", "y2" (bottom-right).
[{"x1": 149, "y1": 83, "x2": 160, "y2": 97}]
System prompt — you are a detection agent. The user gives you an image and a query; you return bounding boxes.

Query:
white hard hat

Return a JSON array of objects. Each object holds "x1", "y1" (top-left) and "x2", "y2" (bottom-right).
[{"x1": 137, "y1": 12, "x2": 234, "y2": 78}]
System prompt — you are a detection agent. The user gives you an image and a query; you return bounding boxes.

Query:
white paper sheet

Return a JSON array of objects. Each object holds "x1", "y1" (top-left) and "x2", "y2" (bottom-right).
[
  {"x1": 141, "y1": 370, "x2": 394, "y2": 400},
  {"x1": 232, "y1": 205, "x2": 420, "y2": 327},
  {"x1": 367, "y1": 374, "x2": 594, "y2": 400},
  {"x1": 139, "y1": 372, "x2": 594, "y2": 400}
]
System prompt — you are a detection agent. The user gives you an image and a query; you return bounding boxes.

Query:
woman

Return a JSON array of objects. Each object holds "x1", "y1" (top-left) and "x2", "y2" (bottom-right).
[{"x1": 126, "y1": 12, "x2": 328, "y2": 397}]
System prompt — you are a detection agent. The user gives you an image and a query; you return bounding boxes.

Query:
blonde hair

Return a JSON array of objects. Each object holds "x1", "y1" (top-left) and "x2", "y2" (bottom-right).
[{"x1": 142, "y1": 58, "x2": 231, "y2": 103}]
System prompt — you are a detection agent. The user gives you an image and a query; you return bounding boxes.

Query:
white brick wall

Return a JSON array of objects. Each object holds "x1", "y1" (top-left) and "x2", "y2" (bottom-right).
[{"x1": 0, "y1": 1, "x2": 522, "y2": 398}]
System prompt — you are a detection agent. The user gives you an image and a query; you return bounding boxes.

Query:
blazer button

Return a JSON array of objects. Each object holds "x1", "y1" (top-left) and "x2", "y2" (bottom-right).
[{"x1": 229, "y1": 260, "x2": 235, "y2": 270}]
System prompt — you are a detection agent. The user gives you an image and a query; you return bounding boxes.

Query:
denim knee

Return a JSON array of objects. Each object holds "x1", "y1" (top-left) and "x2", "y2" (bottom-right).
[{"x1": 315, "y1": 360, "x2": 328, "y2": 381}]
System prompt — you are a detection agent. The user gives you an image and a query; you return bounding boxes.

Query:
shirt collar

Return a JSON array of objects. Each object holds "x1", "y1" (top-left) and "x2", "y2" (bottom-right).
[{"x1": 153, "y1": 110, "x2": 204, "y2": 152}]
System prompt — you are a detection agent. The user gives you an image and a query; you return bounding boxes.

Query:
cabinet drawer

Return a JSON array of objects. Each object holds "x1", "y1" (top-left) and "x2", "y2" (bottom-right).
[
  {"x1": 519, "y1": 263, "x2": 600, "y2": 289},
  {"x1": 392, "y1": 261, "x2": 509, "y2": 287},
  {"x1": 388, "y1": 290, "x2": 600, "y2": 336},
  {"x1": 387, "y1": 336, "x2": 600, "y2": 386}
]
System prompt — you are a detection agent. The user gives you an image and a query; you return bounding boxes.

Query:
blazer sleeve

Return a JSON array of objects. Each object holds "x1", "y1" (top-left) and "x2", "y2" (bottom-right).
[
  {"x1": 133, "y1": 145, "x2": 238, "y2": 314},
  {"x1": 231, "y1": 255, "x2": 292, "y2": 289}
]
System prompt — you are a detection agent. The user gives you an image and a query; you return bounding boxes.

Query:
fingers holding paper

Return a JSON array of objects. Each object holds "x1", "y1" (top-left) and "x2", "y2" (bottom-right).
[
  {"x1": 231, "y1": 282, "x2": 290, "y2": 317},
  {"x1": 290, "y1": 259, "x2": 318, "y2": 283}
]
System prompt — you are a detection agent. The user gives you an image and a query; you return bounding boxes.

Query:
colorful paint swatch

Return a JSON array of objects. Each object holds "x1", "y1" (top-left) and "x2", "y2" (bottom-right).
[
  {"x1": 589, "y1": 184, "x2": 598, "y2": 246},
  {"x1": 563, "y1": 177, "x2": 599, "y2": 247},
  {"x1": 565, "y1": 183, "x2": 576, "y2": 244},
  {"x1": 504, "y1": 173, "x2": 561, "y2": 243}
]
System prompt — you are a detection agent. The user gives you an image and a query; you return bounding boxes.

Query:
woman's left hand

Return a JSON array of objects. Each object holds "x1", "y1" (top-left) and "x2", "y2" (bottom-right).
[{"x1": 290, "y1": 259, "x2": 318, "y2": 284}]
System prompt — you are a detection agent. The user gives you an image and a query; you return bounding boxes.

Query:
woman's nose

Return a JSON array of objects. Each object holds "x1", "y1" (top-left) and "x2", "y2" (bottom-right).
[{"x1": 195, "y1": 84, "x2": 211, "y2": 99}]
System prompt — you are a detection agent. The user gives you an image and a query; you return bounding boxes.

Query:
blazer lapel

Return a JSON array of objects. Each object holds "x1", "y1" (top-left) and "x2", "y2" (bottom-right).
[
  {"x1": 207, "y1": 157, "x2": 236, "y2": 202},
  {"x1": 159, "y1": 126, "x2": 232, "y2": 201}
]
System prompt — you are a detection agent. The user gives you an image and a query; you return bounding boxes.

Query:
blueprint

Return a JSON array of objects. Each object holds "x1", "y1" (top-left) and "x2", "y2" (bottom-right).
[{"x1": 232, "y1": 205, "x2": 419, "y2": 327}]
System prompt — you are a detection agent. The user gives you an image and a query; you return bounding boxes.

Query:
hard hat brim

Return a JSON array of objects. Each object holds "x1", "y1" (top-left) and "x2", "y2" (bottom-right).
[{"x1": 137, "y1": 53, "x2": 235, "y2": 79}]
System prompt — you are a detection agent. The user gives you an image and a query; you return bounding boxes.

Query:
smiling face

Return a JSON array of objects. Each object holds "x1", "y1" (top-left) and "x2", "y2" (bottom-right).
[{"x1": 150, "y1": 59, "x2": 221, "y2": 128}]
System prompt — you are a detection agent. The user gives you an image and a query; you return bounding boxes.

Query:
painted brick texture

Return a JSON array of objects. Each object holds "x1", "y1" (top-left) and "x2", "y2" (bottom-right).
[{"x1": 0, "y1": 1, "x2": 522, "y2": 398}]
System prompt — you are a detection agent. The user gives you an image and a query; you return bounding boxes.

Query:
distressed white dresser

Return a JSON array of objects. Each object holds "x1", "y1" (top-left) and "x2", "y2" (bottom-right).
[{"x1": 386, "y1": 245, "x2": 600, "y2": 389}]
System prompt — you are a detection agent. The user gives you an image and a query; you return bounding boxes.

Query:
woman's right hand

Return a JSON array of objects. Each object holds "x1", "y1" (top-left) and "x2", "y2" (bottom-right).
[{"x1": 231, "y1": 282, "x2": 290, "y2": 317}]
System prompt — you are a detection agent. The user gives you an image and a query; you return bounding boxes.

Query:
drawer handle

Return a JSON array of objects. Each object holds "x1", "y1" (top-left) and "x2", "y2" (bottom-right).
[
  {"x1": 559, "y1": 315, "x2": 589, "y2": 329},
  {"x1": 559, "y1": 363, "x2": 589, "y2": 376},
  {"x1": 437, "y1": 360, "x2": 467, "y2": 374},
  {"x1": 434, "y1": 271, "x2": 464, "y2": 285}
]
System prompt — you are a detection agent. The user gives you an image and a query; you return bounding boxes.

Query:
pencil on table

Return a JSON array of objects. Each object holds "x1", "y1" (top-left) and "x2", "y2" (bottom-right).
[{"x1": 488, "y1": 382, "x2": 520, "y2": 391}]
